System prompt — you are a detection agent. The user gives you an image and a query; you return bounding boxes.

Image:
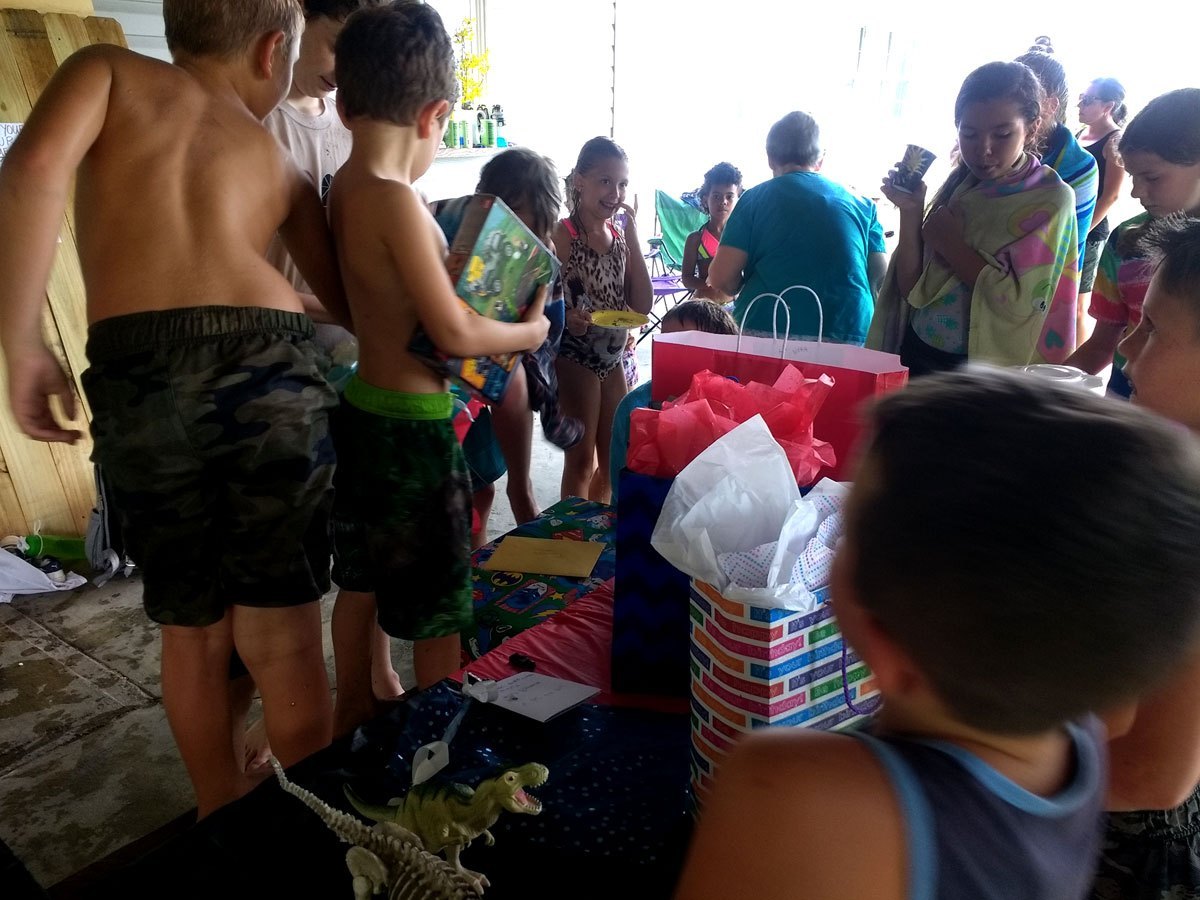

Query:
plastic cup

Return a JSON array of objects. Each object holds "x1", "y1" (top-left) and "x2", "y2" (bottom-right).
[{"x1": 1019, "y1": 364, "x2": 1105, "y2": 396}]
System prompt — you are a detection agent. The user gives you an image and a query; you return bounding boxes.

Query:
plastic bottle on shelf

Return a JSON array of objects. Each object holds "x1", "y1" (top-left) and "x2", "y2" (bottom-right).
[{"x1": 491, "y1": 104, "x2": 506, "y2": 147}]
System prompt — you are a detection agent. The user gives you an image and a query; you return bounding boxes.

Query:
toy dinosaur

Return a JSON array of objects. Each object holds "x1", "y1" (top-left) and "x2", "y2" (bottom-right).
[
  {"x1": 270, "y1": 758, "x2": 483, "y2": 899},
  {"x1": 345, "y1": 762, "x2": 549, "y2": 890}
]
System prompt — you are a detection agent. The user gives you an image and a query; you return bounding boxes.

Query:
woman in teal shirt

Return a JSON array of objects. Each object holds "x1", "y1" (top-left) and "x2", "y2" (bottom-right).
[{"x1": 709, "y1": 111, "x2": 888, "y2": 344}]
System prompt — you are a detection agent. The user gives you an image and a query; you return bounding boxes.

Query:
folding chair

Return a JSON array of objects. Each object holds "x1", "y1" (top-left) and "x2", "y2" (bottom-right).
[
  {"x1": 651, "y1": 189, "x2": 706, "y2": 274},
  {"x1": 637, "y1": 190, "x2": 706, "y2": 344}
]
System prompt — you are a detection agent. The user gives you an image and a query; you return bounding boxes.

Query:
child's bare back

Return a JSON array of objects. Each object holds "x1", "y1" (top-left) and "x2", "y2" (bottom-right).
[
  {"x1": 57, "y1": 45, "x2": 325, "y2": 323},
  {"x1": 329, "y1": 168, "x2": 457, "y2": 393}
]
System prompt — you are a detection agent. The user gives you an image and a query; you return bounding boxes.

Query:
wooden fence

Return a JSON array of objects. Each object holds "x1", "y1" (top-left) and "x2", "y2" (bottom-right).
[{"x1": 0, "y1": 9, "x2": 127, "y2": 536}]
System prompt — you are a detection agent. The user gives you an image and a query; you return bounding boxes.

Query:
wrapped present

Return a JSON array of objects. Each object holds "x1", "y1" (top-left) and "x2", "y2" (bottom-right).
[
  {"x1": 688, "y1": 582, "x2": 879, "y2": 804},
  {"x1": 612, "y1": 470, "x2": 693, "y2": 697},
  {"x1": 646, "y1": 417, "x2": 880, "y2": 806}
]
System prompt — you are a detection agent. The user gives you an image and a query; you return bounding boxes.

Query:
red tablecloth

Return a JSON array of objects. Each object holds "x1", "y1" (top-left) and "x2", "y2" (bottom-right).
[{"x1": 452, "y1": 578, "x2": 689, "y2": 715}]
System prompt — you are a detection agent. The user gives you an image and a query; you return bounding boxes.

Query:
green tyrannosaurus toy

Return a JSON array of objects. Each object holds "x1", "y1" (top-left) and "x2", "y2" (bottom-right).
[{"x1": 345, "y1": 763, "x2": 549, "y2": 890}]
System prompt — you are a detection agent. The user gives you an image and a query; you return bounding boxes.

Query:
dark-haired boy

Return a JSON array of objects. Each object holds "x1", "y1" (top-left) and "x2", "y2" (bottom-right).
[
  {"x1": 263, "y1": 0, "x2": 404, "y2": 707},
  {"x1": 0, "y1": 0, "x2": 351, "y2": 817},
  {"x1": 676, "y1": 367, "x2": 1200, "y2": 900},
  {"x1": 1093, "y1": 215, "x2": 1200, "y2": 898},
  {"x1": 327, "y1": 2, "x2": 549, "y2": 733}
]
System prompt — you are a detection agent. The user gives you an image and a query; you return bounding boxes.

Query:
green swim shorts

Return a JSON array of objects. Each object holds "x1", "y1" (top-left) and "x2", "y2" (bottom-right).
[
  {"x1": 82, "y1": 306, "x2": 338, "y2": 627},
  {"x1": 330, "y1": 377, "x2": 474, "y2": 641}
]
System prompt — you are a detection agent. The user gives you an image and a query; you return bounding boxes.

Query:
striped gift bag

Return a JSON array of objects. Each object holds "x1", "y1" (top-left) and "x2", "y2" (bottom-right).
[{"x1": 688, "y1": 580, "x2": 880, "y2": 805}]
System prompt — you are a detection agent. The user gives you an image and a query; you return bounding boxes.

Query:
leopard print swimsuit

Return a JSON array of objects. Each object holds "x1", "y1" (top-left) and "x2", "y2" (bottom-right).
[{"x1": 558, "y1": 217, "x2": 629, "y2": 380}]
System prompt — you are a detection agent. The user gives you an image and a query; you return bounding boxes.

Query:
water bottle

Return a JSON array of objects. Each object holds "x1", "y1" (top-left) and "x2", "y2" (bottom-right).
[{"x1": 21, "y1": 534, "x2": 85, "y2": 559}]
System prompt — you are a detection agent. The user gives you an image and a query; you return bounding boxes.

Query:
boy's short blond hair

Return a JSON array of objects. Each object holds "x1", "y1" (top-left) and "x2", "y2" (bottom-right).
[{"x1": 164, "y1": 0, "x2": 304, "y2": 60}]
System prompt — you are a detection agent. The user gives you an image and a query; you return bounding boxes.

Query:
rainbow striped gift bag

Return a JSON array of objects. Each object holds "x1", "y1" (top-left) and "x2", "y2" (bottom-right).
[{"x1": 688, "y1": 580, "x2": 880, "y2": 805}]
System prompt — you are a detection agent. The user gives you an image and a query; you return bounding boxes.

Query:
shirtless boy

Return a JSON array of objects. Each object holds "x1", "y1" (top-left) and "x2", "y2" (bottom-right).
[
  {"x1": 327, "y1": 2, "x2": 549, "y2": 732},
  {"x1": 0, "y1": 0, "x2": 349, "y2": 817}
]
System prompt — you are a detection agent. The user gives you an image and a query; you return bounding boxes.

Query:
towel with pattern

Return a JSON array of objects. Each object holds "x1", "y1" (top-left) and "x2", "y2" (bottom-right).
[{"x1": 868, "y1": 153, "x2": 1078, "y2": 365}]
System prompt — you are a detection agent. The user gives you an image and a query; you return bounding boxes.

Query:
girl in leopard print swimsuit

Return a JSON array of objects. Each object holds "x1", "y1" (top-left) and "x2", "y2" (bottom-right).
[{"x1": 553, "y1": 137, "x2": 653, "y2": 502}]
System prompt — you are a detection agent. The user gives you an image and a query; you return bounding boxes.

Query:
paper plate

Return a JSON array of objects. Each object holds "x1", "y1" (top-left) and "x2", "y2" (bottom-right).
[{"x1": 591, "y1": 310, "x2": 649, "y2": 328}]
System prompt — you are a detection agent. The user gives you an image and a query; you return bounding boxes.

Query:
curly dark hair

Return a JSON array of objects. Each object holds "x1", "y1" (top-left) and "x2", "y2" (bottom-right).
[{"x1": 699, "y1": 162, "x2": 744, "y2": 213}]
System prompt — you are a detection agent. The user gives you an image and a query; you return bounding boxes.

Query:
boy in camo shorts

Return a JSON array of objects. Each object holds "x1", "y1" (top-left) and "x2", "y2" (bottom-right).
[{"x1": 0, "y1": 0, "x2": 349, "y2": 817}]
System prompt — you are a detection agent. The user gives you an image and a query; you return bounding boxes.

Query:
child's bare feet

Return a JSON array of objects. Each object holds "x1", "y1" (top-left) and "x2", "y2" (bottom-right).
[
  {"x1": 371, "y1": 624, "x2": 405, "y2": 700},
  {"x1": 243, "y1": 717, "x2": 273, "y2": 777},
  {"x1": 372, "y1": 667, "x2": 405, "y2": 700}
]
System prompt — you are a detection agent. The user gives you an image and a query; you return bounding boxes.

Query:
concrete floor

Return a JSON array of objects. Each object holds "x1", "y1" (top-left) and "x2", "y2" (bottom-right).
[{"x1": 0, "y1": 337, "x2": 653, "y2": 889}]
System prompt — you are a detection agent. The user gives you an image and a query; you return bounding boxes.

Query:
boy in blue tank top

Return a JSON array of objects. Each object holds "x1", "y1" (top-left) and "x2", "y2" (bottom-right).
[{"x1": 675, "y1": 367, "x2": 1200, "y2": 900}]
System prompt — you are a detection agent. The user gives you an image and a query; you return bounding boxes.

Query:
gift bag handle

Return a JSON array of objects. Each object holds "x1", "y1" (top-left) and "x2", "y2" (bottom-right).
[
  {"x1": 736, "y1": 285, "x2": 825, "y2": 359},
  {"x1": 840, "y1": 635, "x2": 883, "y2": 717}
]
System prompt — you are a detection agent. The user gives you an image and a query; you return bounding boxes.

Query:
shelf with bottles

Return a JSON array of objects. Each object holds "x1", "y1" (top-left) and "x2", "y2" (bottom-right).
[
  {"x1": 434, "y1": 147, "x2": 505, "y2": 159},
  {"x1": 444, "y1": 102, "x2": 507, "y2": 152}
]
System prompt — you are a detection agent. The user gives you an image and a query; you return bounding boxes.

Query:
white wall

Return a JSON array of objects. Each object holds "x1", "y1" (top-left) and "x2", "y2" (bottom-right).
[
  {"x1": 91, "y1": 0, "x2": 167, "y2": 60},
  {"x1": 87, "y1": 0, "x2": 1200, "y2": 224},
  {"x1": 484, "y1": 0, "x2": 615, "y2": 182}
]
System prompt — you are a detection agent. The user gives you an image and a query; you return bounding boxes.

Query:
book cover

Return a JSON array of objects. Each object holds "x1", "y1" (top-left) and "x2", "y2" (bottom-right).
[{"x1": 411, "y1": 194, "x2": 559, "y2": 402}]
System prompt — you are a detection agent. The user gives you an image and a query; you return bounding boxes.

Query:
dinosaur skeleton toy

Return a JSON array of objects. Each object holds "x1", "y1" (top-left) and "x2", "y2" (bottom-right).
[{"x1": 271, "y1": 758, "x2": 548, "y2": 898}]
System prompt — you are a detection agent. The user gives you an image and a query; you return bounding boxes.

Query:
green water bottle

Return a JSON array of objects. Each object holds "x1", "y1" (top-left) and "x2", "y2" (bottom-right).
[{"x1": 23, "y1": 534, "x2": 85, "y2": 559}]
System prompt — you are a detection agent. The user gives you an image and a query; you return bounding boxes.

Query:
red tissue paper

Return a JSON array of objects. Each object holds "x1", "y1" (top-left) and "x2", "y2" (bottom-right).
[{"x1": 626, "y1": 367, "x2": 836, "y2": 485}]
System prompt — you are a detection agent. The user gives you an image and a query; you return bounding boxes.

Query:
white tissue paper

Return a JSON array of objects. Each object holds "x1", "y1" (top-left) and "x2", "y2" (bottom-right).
[{"x1": 650, "y1": 415, "x2": 848, "y2": 611}]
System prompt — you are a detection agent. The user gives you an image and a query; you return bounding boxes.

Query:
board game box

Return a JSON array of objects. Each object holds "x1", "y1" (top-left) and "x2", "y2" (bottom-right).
[{"x1": 411, "y1": 193, "x2": 559, "y2": 402}]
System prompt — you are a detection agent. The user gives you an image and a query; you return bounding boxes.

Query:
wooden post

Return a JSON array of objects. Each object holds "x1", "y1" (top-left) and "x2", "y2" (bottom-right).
[
  {"x1": 0, "y1": 2, "x2": 93, "y2": 13},
  {"x1": 0, "y1": 7, "x2": 125, "y2": 536}
]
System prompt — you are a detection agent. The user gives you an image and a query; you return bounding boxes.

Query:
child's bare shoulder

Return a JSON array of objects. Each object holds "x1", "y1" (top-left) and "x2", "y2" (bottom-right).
[
  {"x1": 336, "y1": 170, "x2": 423, "y2": 222},
  {"x1": 68, "y1": 42, "x2": 177, "y2": 88},
  {"x1": 334, "y1": 171, "x2": 438, "y2": 248},
  {"x1": 679, "y1": 729, "x2": 906, "y2": 898}
]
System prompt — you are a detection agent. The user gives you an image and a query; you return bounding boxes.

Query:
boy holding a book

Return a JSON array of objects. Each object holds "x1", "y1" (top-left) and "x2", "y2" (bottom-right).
[{"x1": 327, "y1": 2, "x2": 548, "y2": 732}]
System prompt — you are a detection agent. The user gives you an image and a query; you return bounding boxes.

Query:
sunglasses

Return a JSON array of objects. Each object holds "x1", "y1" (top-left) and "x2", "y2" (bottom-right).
[{"x1": 1078, "y1": 95, "x2": 1105, "y2": 105}]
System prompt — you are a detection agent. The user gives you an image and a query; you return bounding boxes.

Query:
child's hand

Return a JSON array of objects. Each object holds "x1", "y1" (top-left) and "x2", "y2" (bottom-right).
[
  {"x1": 7, "y1": 347, "x2": 81, "y2": 443},
  {"x1": 880, "y1": 170, "x2": 927, "y2": 214},
  {"x1": 521, "y1": 284, "x2": 552, "y2": 349},
  {"x1": 616, "y1": 194, "x2": 639, "y2": 231},
  {"x1": 565, "y1": 305, "x2": 592, "y2": 337},
  {"x1": 922, "y1": 205, "x2": 964, "y2": 255}
]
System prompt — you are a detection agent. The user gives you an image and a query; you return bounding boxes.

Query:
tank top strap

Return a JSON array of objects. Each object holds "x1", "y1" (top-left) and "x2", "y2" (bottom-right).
[
  {"x1": 854, "y1": 732, "x2": 937, "y2": 900},
  {"x1": 560, "y1": 216, "x2": 580, "y2": 240},
  {"x1": 916, "y1": 720, "x2": 1103, "y2": 817}
]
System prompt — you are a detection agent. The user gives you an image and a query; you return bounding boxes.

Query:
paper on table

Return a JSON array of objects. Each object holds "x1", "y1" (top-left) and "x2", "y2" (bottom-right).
[
  {"x1": 490, "y1": 672, "x2": 600, "y2": 723},
  {"x1": 481, "y1": 536, "x2": 604, "y2": 578}
]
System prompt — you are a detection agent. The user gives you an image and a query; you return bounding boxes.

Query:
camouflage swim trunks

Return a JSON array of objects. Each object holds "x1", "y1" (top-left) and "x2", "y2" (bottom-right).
[
  {"x1": 82, "y1": 306, "x2": 338, "y2": 627},
  {"x1": 330, "y1": 377, "x2": 473, "y2": 641},
  {"x1": 1092, "y1": 786, "x2": 1200, "y2": 899}
]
